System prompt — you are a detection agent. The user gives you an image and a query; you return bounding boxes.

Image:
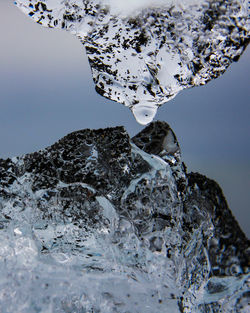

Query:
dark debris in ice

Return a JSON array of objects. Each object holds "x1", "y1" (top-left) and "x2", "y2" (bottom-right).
[
  {"x1": 0, "y1": 121, "x2": 249, "y2": 312},
  {"x1": 15, "y1": 0, "x2": 250, "y2": 123}
]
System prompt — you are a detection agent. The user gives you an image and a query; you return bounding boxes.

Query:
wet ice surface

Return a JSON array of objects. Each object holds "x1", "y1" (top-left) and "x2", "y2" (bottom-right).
[
  {"x1": 15, "y1": 0, "x2": 249, "y2": 124},
  {"x1": 0, "y1": 121, "x2": 249, "y2": 312}
]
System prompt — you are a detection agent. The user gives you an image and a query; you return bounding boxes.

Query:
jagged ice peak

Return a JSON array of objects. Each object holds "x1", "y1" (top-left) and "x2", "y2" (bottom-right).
[
  {"x1": 15, "y1": 0, "x2": 249, "y2": 124},
  {"x1": 0, "y1": 121, "x2": 249, "y2": 312}
]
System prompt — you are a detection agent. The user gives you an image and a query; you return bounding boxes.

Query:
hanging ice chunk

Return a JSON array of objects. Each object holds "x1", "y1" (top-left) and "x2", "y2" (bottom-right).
[{"x1": 15, "y1": 0, "x2": 249, "y2": 123}]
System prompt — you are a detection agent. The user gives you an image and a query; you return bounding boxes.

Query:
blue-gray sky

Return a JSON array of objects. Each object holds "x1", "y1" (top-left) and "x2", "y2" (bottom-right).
[{"x1": 0, "y1": 1, "x2": 249, "y2": 236}]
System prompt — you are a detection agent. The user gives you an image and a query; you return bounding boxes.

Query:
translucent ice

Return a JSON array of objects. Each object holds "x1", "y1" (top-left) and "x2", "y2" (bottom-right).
[
  {"x1": 15, "y1": 0, "x2": 249, "y2": 123},
  {"x1": 132, "y1": 103, "x2": 157, "y2": 125},
  {"x1": 0, "y1": 121, "x2": 249, "y2": 312}
]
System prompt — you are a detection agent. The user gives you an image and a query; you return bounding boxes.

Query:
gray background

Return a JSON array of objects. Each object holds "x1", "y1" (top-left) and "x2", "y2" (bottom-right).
[{"x1": 0, "y1": 1, "x2": 249, "y2": 236}]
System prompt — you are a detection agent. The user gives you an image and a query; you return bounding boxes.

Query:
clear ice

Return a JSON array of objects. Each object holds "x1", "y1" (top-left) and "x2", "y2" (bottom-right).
[
  {"x1": 0, "y1": 121, "x2": 249, "y2": 312},
  {"x1": 15, "y1": 0, "x2": 249, "y2": 124}
]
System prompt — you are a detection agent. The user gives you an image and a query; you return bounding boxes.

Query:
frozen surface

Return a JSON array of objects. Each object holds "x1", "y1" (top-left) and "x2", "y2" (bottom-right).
[
  {"x1": 0, "y1": 121, "x2": 249, "y2": 312},
  {"x1": 15, "y1": 0, "x2": 249, "y2": 124}
]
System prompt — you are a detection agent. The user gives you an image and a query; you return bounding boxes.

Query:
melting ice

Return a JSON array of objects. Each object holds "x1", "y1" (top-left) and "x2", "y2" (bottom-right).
[
  {"x1": 0, "y1": 121, "x2": 249, "y2": 312},
  {"x1": 15, "y1": 0, "x2": 249, "y2": 124}
]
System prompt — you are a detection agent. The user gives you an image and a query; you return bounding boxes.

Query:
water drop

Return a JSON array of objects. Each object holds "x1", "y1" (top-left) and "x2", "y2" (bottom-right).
[{"x1": 132, "y1": 104, "x2": 157, "y2": 125}]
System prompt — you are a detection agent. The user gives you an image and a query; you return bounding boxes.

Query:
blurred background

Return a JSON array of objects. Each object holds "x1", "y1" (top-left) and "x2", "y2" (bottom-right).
[{"x1": 0, "y1": 1, "x2": 249, "y2": 236}]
